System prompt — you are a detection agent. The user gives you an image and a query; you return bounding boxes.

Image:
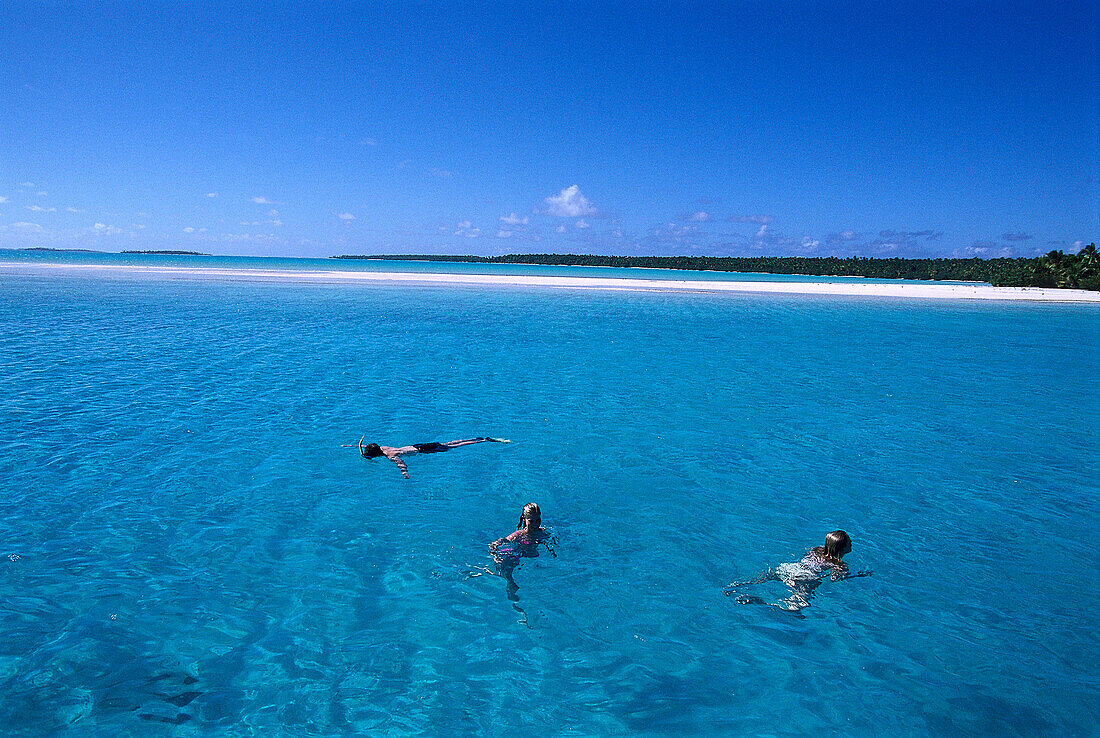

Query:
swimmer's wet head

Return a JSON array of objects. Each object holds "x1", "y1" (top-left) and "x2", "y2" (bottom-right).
[
  {"x1": 823, "y1": 530, "x2": 852, "y2": 559},
  {"x1": 361, "y1": 442, "x2": 384, "y2": 459},
  {"x1": 518, "y1": 502, "x2": 541, "y2": 532}
]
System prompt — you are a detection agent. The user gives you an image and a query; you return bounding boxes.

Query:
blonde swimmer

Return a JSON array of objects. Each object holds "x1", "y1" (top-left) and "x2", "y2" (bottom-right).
[{"x1": 724, "y1": 531, "x2": 871, "y2": 614}]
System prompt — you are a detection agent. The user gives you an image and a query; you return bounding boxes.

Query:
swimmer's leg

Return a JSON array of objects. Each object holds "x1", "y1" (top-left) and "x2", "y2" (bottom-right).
[
  {"x1": 779, "y1": 581, "x2": 819, "y2": 613},
  {"x1": 723, "y1": 567, "x2": 778, "y2": 597},
  {"x1": 501, "y1": 566, "x2": 520, "y2": 600},
  {"x1": 441, "y1": 437, "x2": 489, "y2": 448},
  {"x1": 441, "y1": 437, "x2": 511, "y2": 449},
  {"x1": 494, "y1": 556, "x2": 522, "y2": 600}
]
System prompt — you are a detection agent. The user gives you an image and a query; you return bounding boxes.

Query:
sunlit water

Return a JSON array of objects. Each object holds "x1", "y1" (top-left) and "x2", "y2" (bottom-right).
[{"x1": 1, "y1": 265, "x2": 1097, "y2": 735}]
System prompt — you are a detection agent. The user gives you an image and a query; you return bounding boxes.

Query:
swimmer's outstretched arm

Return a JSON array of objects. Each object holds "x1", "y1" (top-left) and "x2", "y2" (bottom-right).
[
  {"x1": 337, "y1": 436, "x2": 366, "y2": 451},
  {"x1": 832, "y1": 568, "x2": 872, "y2": 581},
  {"x1": 385, "y1": 453, "x2": 410, "y2": 479}
]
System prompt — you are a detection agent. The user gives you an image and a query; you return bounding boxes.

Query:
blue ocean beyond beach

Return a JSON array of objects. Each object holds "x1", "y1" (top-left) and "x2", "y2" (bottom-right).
[{"x1": 0, "y1": 260, "x2": 1097, "y2": 735}]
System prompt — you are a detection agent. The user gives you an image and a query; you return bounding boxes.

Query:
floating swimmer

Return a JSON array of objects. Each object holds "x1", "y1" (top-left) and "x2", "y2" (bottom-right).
[
  {"x1": 345, "y1": 436, "x2": 510, "y2": 479},
  {"x1": 723, "y1": 530, "x2": 871, "y2": 614},
  {"x1": 489, "y1": 502, "x2": 551, "y2": 600}
]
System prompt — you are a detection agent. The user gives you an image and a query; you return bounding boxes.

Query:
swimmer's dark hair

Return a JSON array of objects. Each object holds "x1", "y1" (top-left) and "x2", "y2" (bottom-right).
[
  {"x1": 823, "y1": 530, "x2": 852, "y2": 559},
  {"x1": 517, "y1": 502, "x2": 541, "y2": 530},
  {"x1": 361, "y1": 442, "x2": 383, "y2": 458}
]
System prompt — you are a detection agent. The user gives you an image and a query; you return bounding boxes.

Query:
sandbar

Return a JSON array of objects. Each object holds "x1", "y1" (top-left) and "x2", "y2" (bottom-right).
[{"x1": 2, "y1": 261, "x2": 1099, "y2": 302}]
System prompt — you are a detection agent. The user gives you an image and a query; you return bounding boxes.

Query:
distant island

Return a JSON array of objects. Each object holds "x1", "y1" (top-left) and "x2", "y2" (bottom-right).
[
  {"x1": 122, "y1": 250, "x2": 210, "y2": 256},
  {"x1": 333, "y1": 245, "x2": 1099, "y2": 291}
]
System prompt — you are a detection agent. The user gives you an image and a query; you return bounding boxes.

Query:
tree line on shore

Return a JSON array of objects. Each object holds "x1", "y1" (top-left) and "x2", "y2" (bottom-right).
[{"x1": 335, "y1": 243, "x2": 1099, "y2": 290}]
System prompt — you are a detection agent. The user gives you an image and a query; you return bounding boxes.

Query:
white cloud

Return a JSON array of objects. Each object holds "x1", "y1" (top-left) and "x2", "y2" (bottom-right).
[
  {"x1": 688, "y1": 211, "x2": 711, "y2": 222},
  {"x1": 654, "y1": 222, "x2": 698, "y2": 238},
  {"x1": 272, "y1": 219, "x2": 283, "y2": 227},
  {"x1": 756, "y1": 224, "x2": 768, "y2": 237},
  {"x1": 337, "y1": 212, "x2": 355, "y2": 221},
  {"x1": 497, "y1": 229, "x2": 513, "y2": 238},
  {"x1": 500, "y1": 212, "x2": 529, "y2": 226},
  {"x1": 251, "y1": 196, "x2": 276, "y2": 204},
  {"x1": 36, "y1": 191, "x2": 47, "y2": 197},
  {"x1": 19, "y1": 182, "x2": 35, "y2": 188},
  {"x1": 5, "y1": 222, "x2": 42, "y2": 232},
  {"x1": 0, "y1": 196, "x2": 7, "y2": 203},
  {"x1": 728, "y1": 214, "x2": 775, "y2": 225},
  {"x1": 575, "y1": 219, "x2": 590, "y2": 229},
  {"x1": 183, "y1": 227, "x2": 195, "y2": 233},
  {"x1": 362, "y1": 138, "x2": 377, "y2": 146},
  {"x1": 555, "y1": 225, "x2": 567, "y2": 234},
  {"x1": 543, "y1": 185, "x2": 595, "y2": 217},
  {"x1": 26, "y1": 205, "x2": 56, "y2": 212},
  {"x1": 432, "y1": 168, "x2": 453, "y2": 178},
  {"x1": 965, "y1": 241, "x2": 1015, "y2": 258},
  {"x1": 206, "y1": 192, "x2": 218, "y2": 198},
  {"x1": 453, "y1": 220, "x2": 480, "y2": 238},
  {"x1": 66, "y1": 207, "x2": 84, "y2": 213},
  {"x1": 92, "y1": 223, "x2": 122, "y2": 235}
]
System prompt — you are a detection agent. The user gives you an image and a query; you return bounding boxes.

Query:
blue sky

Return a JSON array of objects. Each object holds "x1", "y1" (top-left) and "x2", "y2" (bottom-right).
[{"x1": 1, "y1": 1, "x2": 1096, "y2": 258}]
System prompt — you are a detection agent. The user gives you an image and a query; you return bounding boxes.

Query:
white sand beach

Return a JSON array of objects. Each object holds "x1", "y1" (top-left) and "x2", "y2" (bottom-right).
[{"x1": 3, "y1": 261, "x2": 1099, "y2": 302}]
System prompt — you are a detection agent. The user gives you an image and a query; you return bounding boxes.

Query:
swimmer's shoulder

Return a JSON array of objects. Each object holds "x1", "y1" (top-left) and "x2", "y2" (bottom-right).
[{"x1": 807, "y1": 547, "x2": 846, "y2": 569}]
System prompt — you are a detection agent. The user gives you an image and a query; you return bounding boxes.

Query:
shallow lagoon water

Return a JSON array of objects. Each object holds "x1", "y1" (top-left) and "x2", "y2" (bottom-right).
[
  {"x1": 0, "y1": 248, "x2": 980, "y2": 284},
  {"x1": 1, "y1": 268, "x2": 1097, "y2": 735}
]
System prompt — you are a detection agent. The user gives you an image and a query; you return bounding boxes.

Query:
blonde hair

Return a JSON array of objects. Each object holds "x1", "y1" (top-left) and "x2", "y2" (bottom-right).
[{"x1": 517, "y1": 502, "x2": 541, "y2": 530}]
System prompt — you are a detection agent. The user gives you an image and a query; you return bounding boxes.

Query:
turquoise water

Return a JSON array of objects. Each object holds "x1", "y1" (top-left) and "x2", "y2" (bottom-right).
[
  {"x1": 0, "y1": 248, "x2": 981, "y2": 285},
  {"x1": 1, "y1": 267, "x2": 1097, "y2": 735}
]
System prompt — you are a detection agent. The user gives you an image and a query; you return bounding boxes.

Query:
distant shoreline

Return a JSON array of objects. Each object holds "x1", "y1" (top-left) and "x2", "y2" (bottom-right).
[
  {"x1": 122, "y1": 250, "x2": 211, "y2": 256},
  {"x1": 3, "y1": 261, "x2": 1098, "y2": 303},
  {"x1": 333, "y1": 249, "x2": 1100, "y2": 291}
]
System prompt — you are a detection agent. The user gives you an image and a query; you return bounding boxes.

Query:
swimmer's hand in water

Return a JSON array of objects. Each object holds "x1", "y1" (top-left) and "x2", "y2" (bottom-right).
[
  {"x1": 734, "y1": 594, "x2": 767, "y2": 605},
  {"x1": 833, "y1": 569, "x2": 872, "y2": 581},
  {"x1": 487, "y1": 437, "x2": 511, "y2": 443}
]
